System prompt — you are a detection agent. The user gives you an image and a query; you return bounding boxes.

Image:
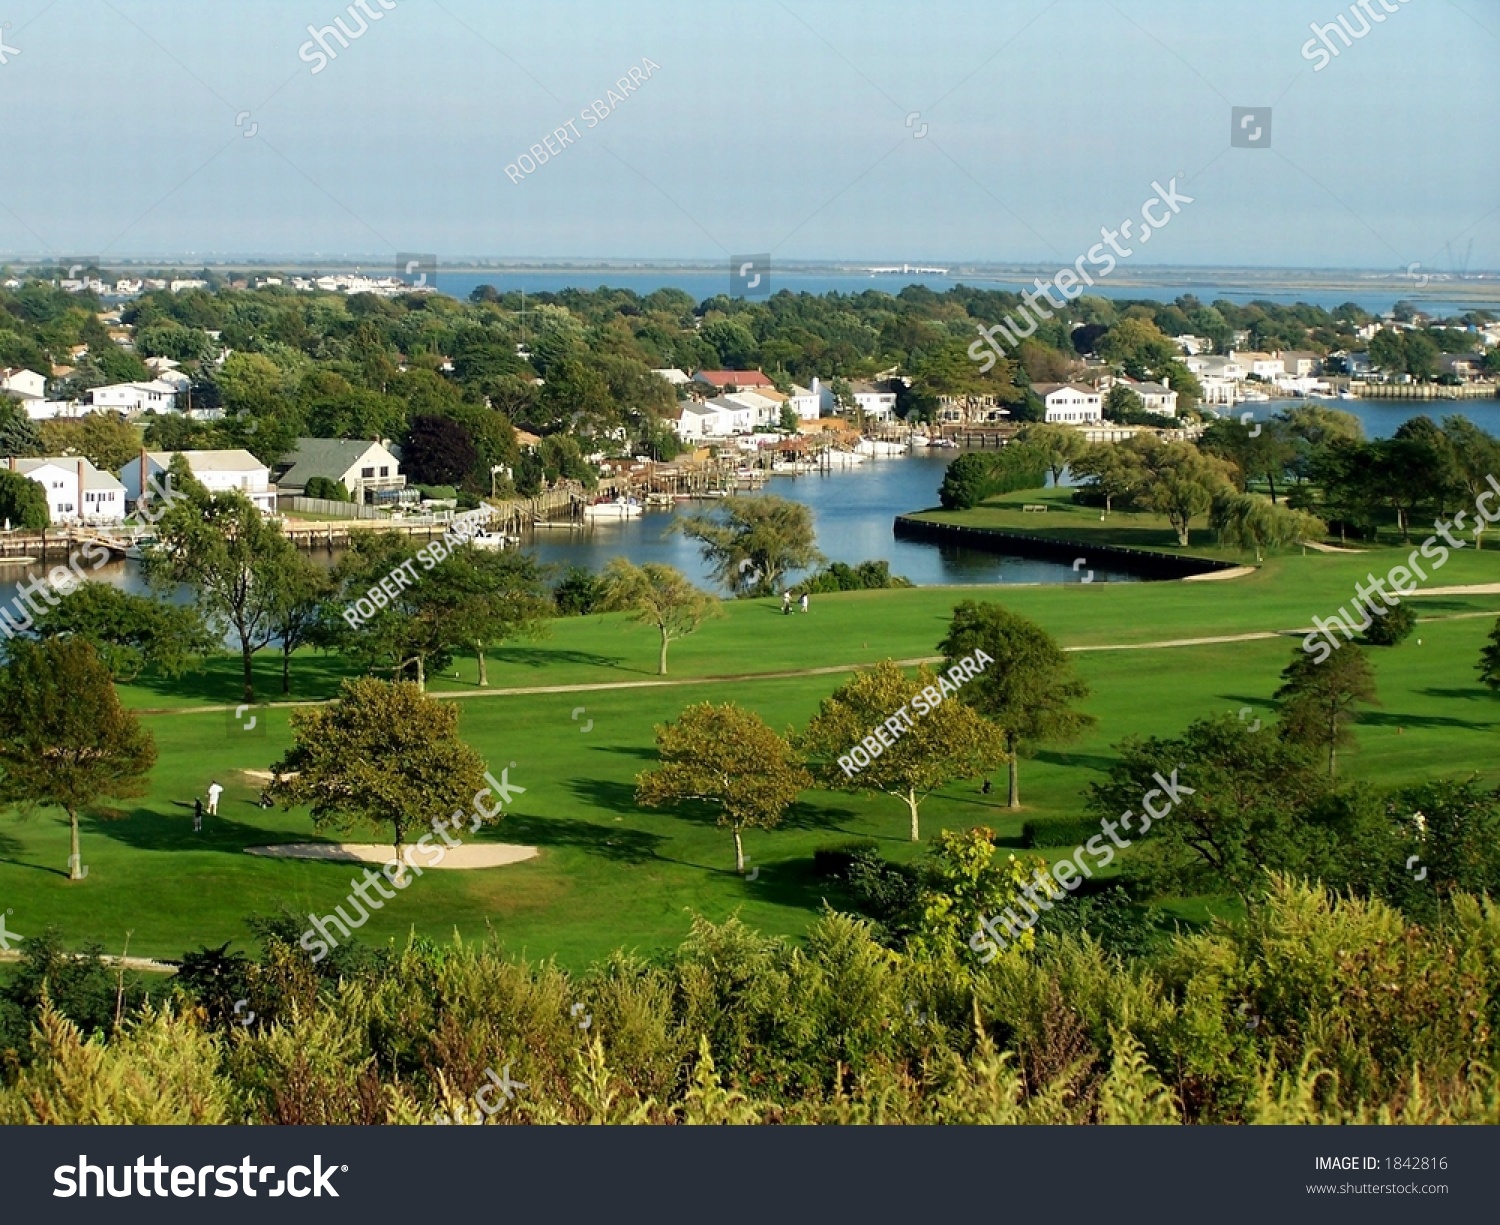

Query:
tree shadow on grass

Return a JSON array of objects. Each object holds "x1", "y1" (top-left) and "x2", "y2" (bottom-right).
[
  {"x1": 86, "y1": 805, "x2": 297, "y2": 855},
  {"x1": 0, "y1": 827, "x2": 71, "y2": 877},
  {"x1": 130, "y1": 654, "x2": 353, "y2": 708},
  {"x1": 494, "y1": 811, "x2": 664, "y2": 865},
  {"x1": 1416, "y1": 687, "x2": 1498, "y2": 705},
  {"x1": 1361, "y1": 710, "x2": 1497, "y2": 733},
  {"x1": 486, "y1": 647, "x2": 633, "y2": 673},
  {"x1": 1032, "y1": 749, "x2": 1117, "y2": 773}
]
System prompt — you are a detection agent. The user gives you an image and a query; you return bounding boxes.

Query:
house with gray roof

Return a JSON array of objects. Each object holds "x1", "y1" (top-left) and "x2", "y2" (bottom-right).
[{"x1": 275, "y1": 439, "x2": 405, "y2": 504}]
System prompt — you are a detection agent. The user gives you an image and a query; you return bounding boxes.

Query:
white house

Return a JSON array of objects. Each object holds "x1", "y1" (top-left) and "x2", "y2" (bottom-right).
[
  {"x1": 23, "y1": 400, "x2": 90, "y2": 421},
  {"x1": 89, "y1": 380, "x2": 180, "y2": 414},
  {"x1": 702, "y1": 396, "x2": 759, "y2": 434},
  {"x1": 1130, "y1": 379, "x2": 1179, "y2": 417},
  {"x1": 0, "y1": 367, "x2": 47, "y2": 401},
  {"x1": 6, "y1": 455, "x2": 126, "y2": 525},
  {"x1": 722, "y1": 390, "x2": 783, "y2": 429},
  {"x1": 119, "y1": 449, "x2": 278, "y2": 516},
  {"x1": 849, "y1": 380, "x2": 898, "y2": 423},
  {"x1": 788, "y1": 379, "x2": 832, "y2": 421},
  {"x1": 1035, "y1": 383, "x2": 1102, "y2": 424},
  {"x1": 1233, "y1": 351, "x2": 1285, "y2": 380},
  {"x1": 670, "y1": 403, "x2": 728, "y2": 442},
  {"x1": 276, "y1": 438, "x2": 406, "y2": 504}
]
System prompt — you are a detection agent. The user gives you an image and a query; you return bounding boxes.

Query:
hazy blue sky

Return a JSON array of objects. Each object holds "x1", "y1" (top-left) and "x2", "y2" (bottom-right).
[{"x1": 0, "y1": 0, "x2": 1494, "y2": 270}]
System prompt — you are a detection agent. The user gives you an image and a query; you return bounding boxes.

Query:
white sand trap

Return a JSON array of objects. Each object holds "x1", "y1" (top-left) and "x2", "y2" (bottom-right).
[
  {"x1": 245, "y1": 842, "x2": 539, "y2": 870},
  {"x1": 1182, "y1": 566, "x2": 1257, "y2": 582},
  {"x1": 241, "y1": 769, "x2": 297, "y2": 783}
]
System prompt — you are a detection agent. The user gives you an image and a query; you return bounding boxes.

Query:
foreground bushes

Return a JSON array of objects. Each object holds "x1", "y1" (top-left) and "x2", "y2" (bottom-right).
[{"x1": 3, "y1": 878, "x2": 1499, "y2": 1124}]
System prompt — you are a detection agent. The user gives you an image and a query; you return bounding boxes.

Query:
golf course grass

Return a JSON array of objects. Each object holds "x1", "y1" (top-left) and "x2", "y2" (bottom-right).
[{"x1": 3, "y1": 503, "x2": 1499, "y2": 970}]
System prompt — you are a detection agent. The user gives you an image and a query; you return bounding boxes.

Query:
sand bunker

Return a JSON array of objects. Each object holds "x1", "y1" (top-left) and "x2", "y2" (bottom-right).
[
  {"x1": 245, "y1": 842, "x2": 539, "y2": 870},
  {"x1": 1182, "y1": 566, "x2": 1257, "y2": 582}
]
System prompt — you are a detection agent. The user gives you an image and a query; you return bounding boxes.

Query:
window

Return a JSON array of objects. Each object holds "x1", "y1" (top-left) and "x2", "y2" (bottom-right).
[
  {"x1": 379, "y1": 466, "x2": 389, "y2": 477},
  {"x1": 361, "y1": 466, "x2": 375, "y2": 479}
]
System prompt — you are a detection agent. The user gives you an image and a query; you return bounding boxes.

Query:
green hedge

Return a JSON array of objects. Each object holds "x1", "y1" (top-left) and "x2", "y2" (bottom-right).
[
  {"x1": 1021, "y1": 815, "x2": 1104, "y2": 849},
  {"x1": 938, "y1": 446, "x2": 1048, "y2": 509}
]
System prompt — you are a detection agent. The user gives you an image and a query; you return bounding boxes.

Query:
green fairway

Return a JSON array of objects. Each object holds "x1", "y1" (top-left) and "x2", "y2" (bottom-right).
[{"x1": 4, "y1": 527, "x2": 1499, "y2": 968}]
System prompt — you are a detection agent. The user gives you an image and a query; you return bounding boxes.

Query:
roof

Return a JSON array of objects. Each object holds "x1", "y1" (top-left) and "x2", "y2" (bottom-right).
[
  {"x1": 10, "y1": 455, "x2": 125, "y2": 492},
  {"x1": 1033, "y1": 383, "x2": 1099, "y2": 397},
  {"x1": 143, "y1": 449, "x2": 268, "y2": 474},
  {"x1": 722, "y1": 391, "x2": 780, "y2": 411},
  {"x1": 276, "y1": 438, "x2": 395, "y2": 486},
  {"x1": 1132, "y1": 381, "x2": 1174, "y2": 396},
  {"x1": 692, "y1": 369, "x2": 775, "y2": 389},
  {"x1": 650, "y1": 368, "x2": 692, "y2": 384}
]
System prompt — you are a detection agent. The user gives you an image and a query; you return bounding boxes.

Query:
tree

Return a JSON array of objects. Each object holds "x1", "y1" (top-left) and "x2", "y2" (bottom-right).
[
  {"x1": 1016, "y1": 423, "x2": 1089, "y2": 486},
  {"x1": 798, "y1": 661, "x2": 1006, "y2": 840},
  {"x1": 268, "y1": 677, "x2": 489, "y2": 859},
  {"x1": 0, "y1": 467, "x2": 49, "y2": 529},
  {"x1": 1363, "y1": 602, "x2": 1416, "y2": 647},
  {"x1": 1128, "y1": 437, "x2": 1235, "y2": 546},
  {"x1": 1477, "y1": 617, "x2": 1500, "y2": 691},
  {"x1": 1086, "y1": 713, "x2": 1328, "y2": 906},
  {"x1": 1275, "y1": 643, "x2": 1379, "y2": 778},
  {"x1": 1211, "y1": 493, "x2": 1324, "y2": 561},
  {"x1": 147, "y1": 487, "x2": 297, "y2": 703},
  {"x1": 1200, "y1": 417, "x2": 1297, "y2": 502},
  {"x1": 433, "y1": 546, "x2": 552, "y2": 687},
  {"x1": 266, "y1": 552, "x2": 333, "y2": 695},
  {"x1": 674, "y1": 495, "x2": 823, "y2": 598},
  {"x1": 326, "y1": 532, "x2": 453, "y2": 690},
  {"x1": 635, "y1": 702, "x2": 810, "y2": 873},
  {"x1": 404, "y1": 414, "x2": 478, "y2": 487},
  {"x1": 599, "y1": 559, "x2": 721, "y2": 675},
  {"x1": 0, "y1": 638, "x2": 156, "y2": 880},
  {"x1": 0, "y1": 401, "x2": 45, "y2": 458},
  {"x1": 1441, "y1": 416, "x2": 1500, "y2": 550},
  {"x1": 938, "y1": 601, "x2": 1094, "y2": 808},
  {"x1": 1070, "y1": 442, "x2": 1141, "y2": 517},
  {"x1": 31, "y1": 585, "x2": 214, "y2": 682},
  {"x1": 39, "y1": 413, "x2": 139, "y2": 475}
]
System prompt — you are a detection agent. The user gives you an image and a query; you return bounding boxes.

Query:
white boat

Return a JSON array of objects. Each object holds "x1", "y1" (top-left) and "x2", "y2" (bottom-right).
[
  {"x1": 1241, "y1": 389, "x2": 1271, "y2": 402},
  {"x1": 583, "y1": 497, "x2": 643, "y2": 520},
  {"x1": 908, "y1": 434, "x2": 930, "y2": 448},
  {"x1": 927, "y1": 438, "x2": 959, "y2": 449},
  {"x1": 824, "y1": 449, "x2": 867, "y2": 467},
  {"x1": 1338, "y1": 390, "x2": 1358, "y2": 401},
  {"x1": 124, "y1": 536, "x2": 158, "y2": 561},
  {"x1": 855, "y1": 438, "x2": 907, "y2": 457},
  {"x1": 771, "y1": 460, "x2": 815, "y2": 474},
  {"x1": 467, "y1": 526, "x2": 514, "y2": 550}
]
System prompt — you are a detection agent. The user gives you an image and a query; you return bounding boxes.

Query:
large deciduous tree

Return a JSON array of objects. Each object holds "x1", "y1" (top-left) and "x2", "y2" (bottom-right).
[
  {"x1": 268, "y1": 677, "x2": 489, "y2": 859},
  {"x1": 674, "y1": 495, "x2": 822, "y2": 598},
  {"x1": 938, "y1": 601, "x2": 1094, "y2": 809},
  {"x1": 798, "y1": 661, "x2": 1006, "y2": 841},
  {"x1": 32, "y1": 585, "x2": 214, "y2": 682},
  {"x1": 600, "y1": 559, "x2": 721, "y2": 675},
  {"x1": 1128, "y1": 437, "x2": 1236, "y2": 547},
  {"x1": 0, "y1": 638, "x2": 156, "y2": 880},
  {"x1": 635, "y1": 702, "x2": 810, "y2": 873},
  {"x1": 148, "y1": 486, "x2": 297, "y2": 703},
  {"x1": 1211, "y1": 493, "x2": 1325, "y2": 561}
]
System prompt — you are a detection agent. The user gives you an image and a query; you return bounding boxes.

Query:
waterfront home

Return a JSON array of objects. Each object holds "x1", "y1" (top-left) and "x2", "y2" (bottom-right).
[
  {"x1": 1232, "y1": 351, "x2": 1286, "y2": 380},
  {"x1": 275, "y1": 438, "x2": 406, "y2": 504},
  {"x1": 1130, "y1": 379, "x2": 1179, "y2": 417},
  {"x1": 1277, "y1": 351, "x2": 1322, "y2": 378},
  {"x1": 5, "y1": 455, "x2": 126, "y2": 525},
  {"x1": 788, "y1": 379, "x2": 832, "y2": 421},
  {"x1": 1035, "y1": 383, "x2": 1103, "y2": 424},
  {"x1": 119, "y1": 449, "x2": 278, "y2": 516},
  {"x1": 722, "y1": 389, "x2": 784, "y2": 429},
  {"x1": 88, "y1": 380, "x2": 180, "y2": 414},
  {"x1": 691, "y1": 369, "x2": 776, "y2": 393},
  {"x1": 849, "y1": 380, "x2": 898, "y2": 423}
]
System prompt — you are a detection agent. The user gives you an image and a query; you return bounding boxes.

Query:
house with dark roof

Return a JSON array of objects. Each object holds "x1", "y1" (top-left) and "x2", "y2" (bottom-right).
[{"x1": 275, "y1": 439, "x2": 406, "y2": 504}]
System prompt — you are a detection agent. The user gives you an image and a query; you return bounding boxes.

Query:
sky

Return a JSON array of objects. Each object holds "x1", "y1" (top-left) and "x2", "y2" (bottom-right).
[{"x1": 0, "y1": 0, "x2": 1495, "y2": 271}]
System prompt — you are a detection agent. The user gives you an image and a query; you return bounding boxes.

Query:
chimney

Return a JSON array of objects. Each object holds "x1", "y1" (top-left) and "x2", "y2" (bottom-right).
[
  {"x1": 1162, "y1": 376, "x2": 1170, "y2": 390},
  {"x1": 78, "y1": 460, "x2": 85, "y2": 522}
]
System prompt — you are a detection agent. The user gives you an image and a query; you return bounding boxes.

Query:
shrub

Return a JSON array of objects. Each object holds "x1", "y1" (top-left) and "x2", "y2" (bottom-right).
[
  {"x1": 938, "y1": 446, "x2": 1047, "y2": 510},
  {"x1": 415, "y1": 484, "x2": 458, "y2": 503},
  {"x1": 1363, "y1": 602, "x2": 1416, "y2": 646},
  {"x1": 1022, "y1": 815, "x2": 1103, "y2": 849},
  {"x1": 802, "y1": 561, "x2": 914, "y2": 594},
  {"x1": 553, "y1": 565, "x2": 605, "y2": 616},
  {"x1": 812, "y1": 839, "x2": 879, "y2": 880},
  {"x1": 303, "y1": 476, "x2": 349, "y2": 502}
]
